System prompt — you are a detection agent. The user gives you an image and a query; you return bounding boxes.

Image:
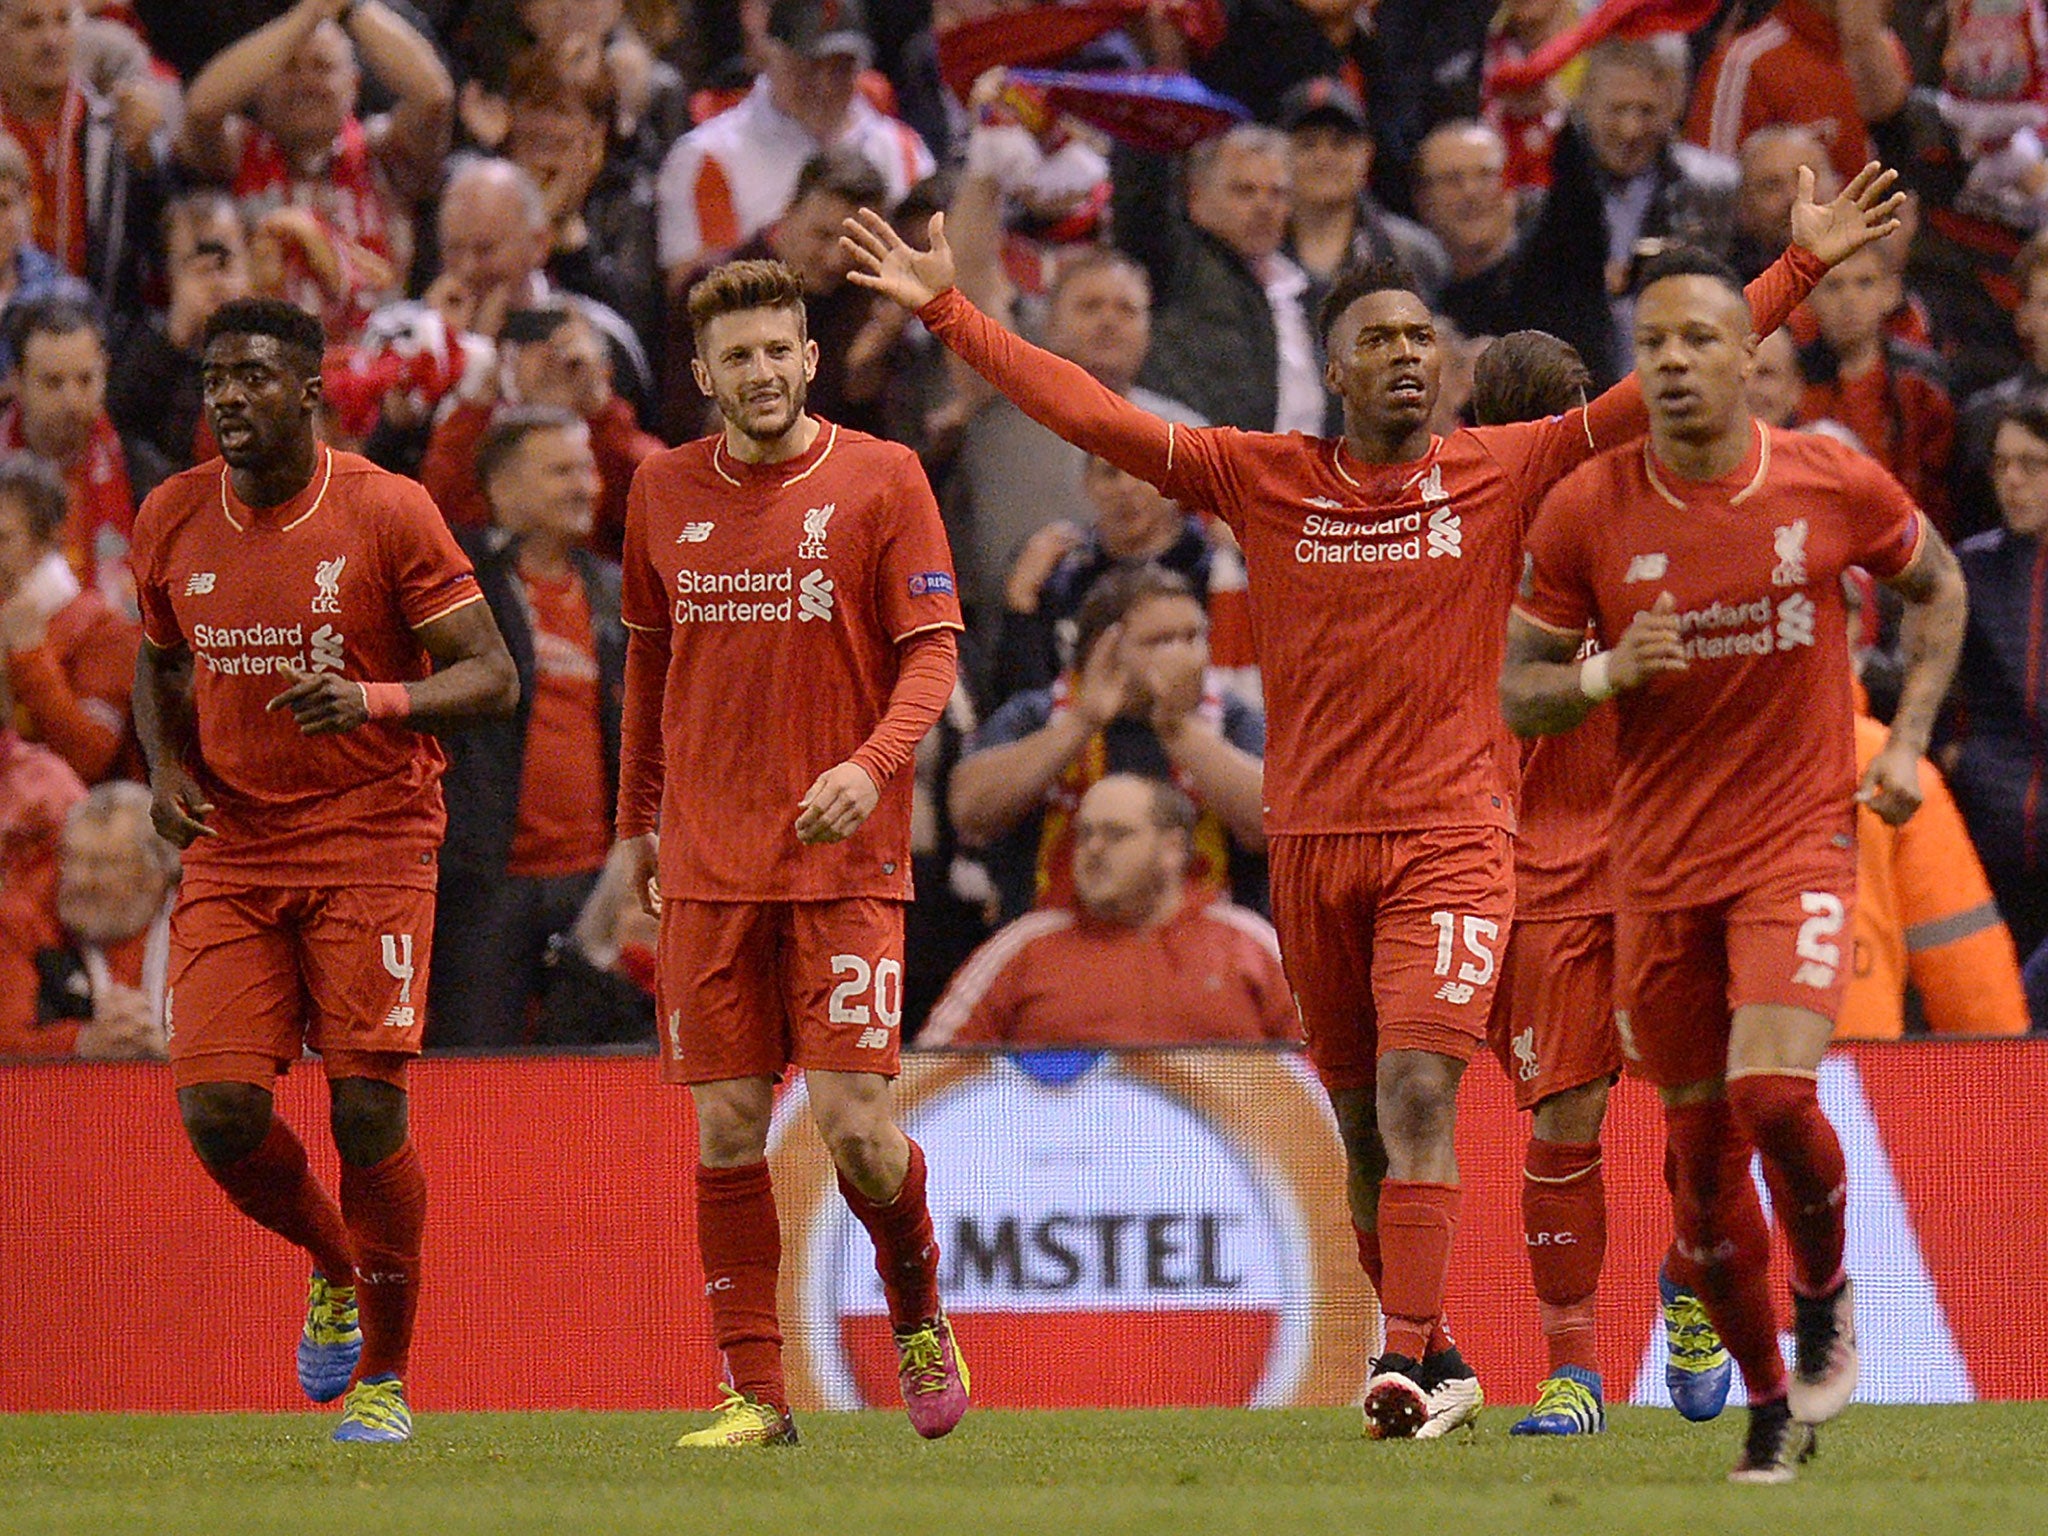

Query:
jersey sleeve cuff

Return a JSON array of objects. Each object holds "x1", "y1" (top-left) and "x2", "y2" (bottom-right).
[
  {"x1": 1510, "y1": 603, "x2": 1586, "y2": 639},
  {"x1": 410, "y1": 590, "x2": 485, "y2": 630}
]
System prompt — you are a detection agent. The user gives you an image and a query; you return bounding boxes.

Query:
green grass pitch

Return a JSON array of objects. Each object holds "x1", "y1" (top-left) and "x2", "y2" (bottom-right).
[{"x1": 6, "y1": 1405, "x2": 2047, "y2": 1535}]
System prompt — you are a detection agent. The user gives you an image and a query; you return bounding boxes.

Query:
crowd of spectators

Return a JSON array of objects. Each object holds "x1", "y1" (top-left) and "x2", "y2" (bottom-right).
[{"x1": 1, "y1": 0, "x2": 2046, "y2": 1058}]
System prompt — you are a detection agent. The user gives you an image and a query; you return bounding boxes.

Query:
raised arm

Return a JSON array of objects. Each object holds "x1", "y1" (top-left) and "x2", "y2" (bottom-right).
[
  {"x1": 1859, "y1": 527, "x2": 1968, "y2": 826},
  {"x1": 178, "y1": 0, "x2": 343, "y2": 177},
  {"x1": 349, "y1": 1, "x2": 457, "y2": 200},
  {"x1": 842, "y1": 210, "x2": 1181, "y2": 490},
  {"x1": 1577, "y1": 163, "x2": 1906, "y2": 452}
]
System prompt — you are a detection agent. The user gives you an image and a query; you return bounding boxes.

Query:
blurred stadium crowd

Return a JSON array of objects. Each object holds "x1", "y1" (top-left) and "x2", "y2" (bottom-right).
[{"x1": 1, "y1": 0, "x2": 2044, "y2": 1060}]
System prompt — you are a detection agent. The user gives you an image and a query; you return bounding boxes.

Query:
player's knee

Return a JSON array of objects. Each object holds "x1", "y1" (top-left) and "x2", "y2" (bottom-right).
[
  {"x1": 1532, "y1": 1076, "x2": 1610, "y2": 1144},
  {"x1": 1330, "y1": 1087, "x2": 1383, "y2": 1163},
  {"x1": 178, "y1": 1083, "x2": 273, "y2": 1166},
  {"x1": 1374, "y1": 1053, "x2": 1461, "y2": 1153},
  {"x1": 329, "y1": 1078, "x2": 409, "y2": 1167}
]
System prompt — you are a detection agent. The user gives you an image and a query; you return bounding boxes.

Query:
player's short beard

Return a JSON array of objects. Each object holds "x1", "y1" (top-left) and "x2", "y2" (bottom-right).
[{"x1": 724, "y1": 374, "x2": 809, "y2": 445}]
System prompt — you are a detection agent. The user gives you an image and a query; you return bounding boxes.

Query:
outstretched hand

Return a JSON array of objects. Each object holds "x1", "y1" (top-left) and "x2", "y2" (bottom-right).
[
  {"x1": 841, "y1": 208, "x2": 957, "y2": 313},
  {"x1": 1790, "y1": 161, "x2": 1906, "y2": 270}
]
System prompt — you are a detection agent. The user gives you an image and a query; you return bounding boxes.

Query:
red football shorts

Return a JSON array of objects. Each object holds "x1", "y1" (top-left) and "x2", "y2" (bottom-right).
[
  {"x1": 1485, "y1": 911, "x2": 1623, "y2": 1112},
  {"x1": 1268, "y1": 827, "x2": 1513, "y2": 1092},
  {"x1": 656, "y1": 898, "x2": 906, "y2": 1084},
  {"x1": 1615, "y1": 867, "x2": 1858, "y2": 1088},
  {"x1": 167, "y1": 881, "x2": 434, "y2": 1090}
]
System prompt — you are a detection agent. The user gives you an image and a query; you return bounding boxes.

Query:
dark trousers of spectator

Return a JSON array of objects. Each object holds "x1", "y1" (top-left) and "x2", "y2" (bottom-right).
[
  {"x1": 1988, "y1": 863, "x2": 2048, "y2": 1030},
  {"x1": 428, "y1": 868, "x2": 602, "y2": 1049}
]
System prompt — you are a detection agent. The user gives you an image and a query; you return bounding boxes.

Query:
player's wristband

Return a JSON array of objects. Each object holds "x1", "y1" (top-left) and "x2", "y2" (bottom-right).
[
  {"x1": 359, "y1": 682, "x2": 411, "y2": 721},
  {"x1": 1579, "y1": 652, "x2": 1616, "y2": 703}
]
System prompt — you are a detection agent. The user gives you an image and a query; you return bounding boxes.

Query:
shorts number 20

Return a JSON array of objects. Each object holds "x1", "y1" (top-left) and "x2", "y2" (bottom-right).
[{"x1": 828, "y1": 953, "x2": 904, "y2": 1031}]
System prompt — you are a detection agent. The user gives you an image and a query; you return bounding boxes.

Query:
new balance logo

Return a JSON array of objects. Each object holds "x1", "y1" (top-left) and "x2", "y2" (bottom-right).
[
  {"x1": 1775, "y1": 592, "x2": 1816, "y2": 650},
  {"x1": 311, "y1": 555, "x2": 345, "y2": 614},
  {"x1": 1434, "y1": 981, "x2": 1476, "y2": 1005},
  {"x1": 676, "y1": 522, "x2": 715, "y2": 543},
  {"x1": 798, "y1": 502, "x2": 837, "y2": 560},
  {"x1": 381, "y1": 1005, "x2": 416, "y2": 1029},
  {"x1": 183, "y1": 572, "x2": 216, "y2": 596},
  {"x1": 1426, "y1": 506, "x2": 1461, "y2": 558},
  {"x1": 797, "y1": 568, "x2": 835, "y2": 622},
  {"x1": 1622, "y1": 553, "x2": 1668, "y2": 584},
  {"x1": 310, "y1": 624, "x2": 345, "y2": 674},
  {"x1": 1772, "y1": 519, "x2": 1810, "y2": 587},
  {"x1": 856, "y1": 1026, "x2": 891, "y2": 1050}
]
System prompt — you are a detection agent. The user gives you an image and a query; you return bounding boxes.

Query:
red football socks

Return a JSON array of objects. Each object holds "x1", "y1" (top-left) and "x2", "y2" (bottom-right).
[
  {"x1": 1664, "y1": 1098, "x2": 1785, "y2": 1401},
  {"x1": 1375, "y1": 1181, "x2": 1461, "y2": 1364},
  {"x1": 341, "y1": 1141, "x2": 426, "y2": 1382},
  {"x1": 1728, "y1": 1072, "x2": 1848, "y2": 1298},
  {"x1": 1523, "y1": 1138, "x2": 1606, "y2": 1374},
  {"x1": 1352, "y1": 1224, "x2": 1455, "y2": 1356},
  {"x1": 696, "y1": 1161, "x2": 787, "y2": 1409},
  {"x1": 838, "y1": 1137, "x2": 943, "y2": 1331},
  {"x1": 205, "y1": 1115, "x2": 356, "y2": 1286}
]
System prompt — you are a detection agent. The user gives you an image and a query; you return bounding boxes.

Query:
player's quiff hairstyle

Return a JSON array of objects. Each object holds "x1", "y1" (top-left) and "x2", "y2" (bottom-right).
[
  {"x1": 686, "y1": 258, "x2": 809, "y2": 350},
  {"x1": 1472, "y1": 331, "x2": 1593, "y2": 426},
  {"x1": 0, "y1": 451, "x2": 69, "y2": 543},
  {"x1": 1316, "y1": 254, "x2": 1422, "y2": 348},
  {"x1": 1634, "y1": 243, "x2": 1747, "y2": 302},
  {"x1": 200, "y1": 297, "x2": 326, "y2": 379}
]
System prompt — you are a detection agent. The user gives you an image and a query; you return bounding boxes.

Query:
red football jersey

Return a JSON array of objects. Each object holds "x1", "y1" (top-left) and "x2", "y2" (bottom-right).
[
  {"x1": 919, "y1": 250, "x2": 1819, "y2": 838},
  {"x1": 131, "y1": 449, "x2": 483, "y2": 888},
  {"x1": 1518, "y1": 425, "x2": 1924, "y2": 908},
  {"x1": 1515, "y1": 663, "x2": 1617, "y2": 920},
  {"x1": 617, "y1": 421, "x2": 963, "y2": 901}
]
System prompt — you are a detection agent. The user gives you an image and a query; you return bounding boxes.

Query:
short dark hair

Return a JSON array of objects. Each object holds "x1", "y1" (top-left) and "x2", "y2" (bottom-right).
[
  {"x1": 1472, "y1": 330, "x2": 1593, "y2": 425},
  {"x1": 1071, "y1": 562, "x2": 1198, "y2": 672},
  {"x1": 1633, "y1": 243, "x2": 1747, "y2": 300},
  {"x1": 5, "y1": 295, "x2": 102, "y2": 371},
  {"x1": 0, "y1": 451, "x2": 69, "y2": 543},
  {"x1": 790, "y1": 146, "x2": 889, "y2": 211},
  {"x1": 1994, "y1": 391, "x2": 2048, "y2": 450},
  {"x1": 1316, "y1": 254, "x2": 1421, "y2": 347},
  {"x1": 478, "y1": 404, "x2": 585, "y2": 497},
  {"x1": 200, "y1": 298, "x2": 326, "y2": 378},
  {"x1": 686, "y1": 258, "x2": 808, "y2": 348},
  {"x1": 1142, "y1": 776, "x2": 1197, "y2": 842}
]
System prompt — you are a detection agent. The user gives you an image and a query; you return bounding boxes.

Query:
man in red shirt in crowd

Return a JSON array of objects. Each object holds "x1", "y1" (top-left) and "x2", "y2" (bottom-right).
[
  {"x1": 2, "y1": 297, "x2": 162, "y2": 616},
  {"x1": 0, "y1": 662, "x2": 83, "y2": 1057},
  {"x1": 612, "y1": 258, "x2": 969, "y2": 1448},
  {"x1": 131, "y1": 298, "x2": 517, "y2": 1444},
  {"x1": 842, "y1": 163, "x2": 1901, "y2": 1439},
  {"x1": 175, "y1": 0, "x2": 453, "y2": 339},
  {"x1": 1503, "y1": 246, "x2": 1966, "y2": 1482},
  {"x1": 0, "y1": 452, "x2": 139, "y2": 783},
  {"x1": 923, "y1": 774, "x2": 1296, "y2": 1049}
]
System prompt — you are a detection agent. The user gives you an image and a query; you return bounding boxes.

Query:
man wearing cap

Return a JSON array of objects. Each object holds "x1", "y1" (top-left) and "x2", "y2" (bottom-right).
[
  {"x1": 657, "y1": 0, "x2": 934, "y2": 289},
  {"x1": 1279, "y1": 76, "x2": 1449, "y2": 315}
]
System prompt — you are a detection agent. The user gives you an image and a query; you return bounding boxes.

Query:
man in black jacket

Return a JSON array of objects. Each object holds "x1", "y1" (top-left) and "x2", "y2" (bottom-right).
[{"x1": 428, "y1": 404, "x2": 626, "y2": 1049}]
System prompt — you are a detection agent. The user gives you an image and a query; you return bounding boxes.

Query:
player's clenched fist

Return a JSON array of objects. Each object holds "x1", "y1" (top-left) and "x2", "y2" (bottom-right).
[
  {"x1": 796, "y1": 761, "x2": 881, "y2": 844},
  {"x1": 1609, "y1": 591, "x2": 1689, "y2": 692},
  {"x1": 266, "y1": 667, "x2": 370, "y2": 735},
  {"x1": 148, "y1": 764, "x2": 216, "y2": 848},
  {"x1": 613, "y1": 833, "x2": 661, "y2": 917},
  {"x1": 1857, "y1": 738, "x2": 1925, "y2": 827}
]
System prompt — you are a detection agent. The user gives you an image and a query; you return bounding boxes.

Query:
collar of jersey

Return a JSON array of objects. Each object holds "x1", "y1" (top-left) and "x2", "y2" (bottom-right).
[
  {"x1": 1330, "y1": 433, "x2": 1439, "y2": 493},
  {"x1": 219, "y1": 446, "x2": 335, "y2": 533},
  {"x1": 712, "y1": 420, "x2": 839, "y2": 489},
  {"x1": 1641, "y1": 422, "x2": 1769, "y2": 509}
]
